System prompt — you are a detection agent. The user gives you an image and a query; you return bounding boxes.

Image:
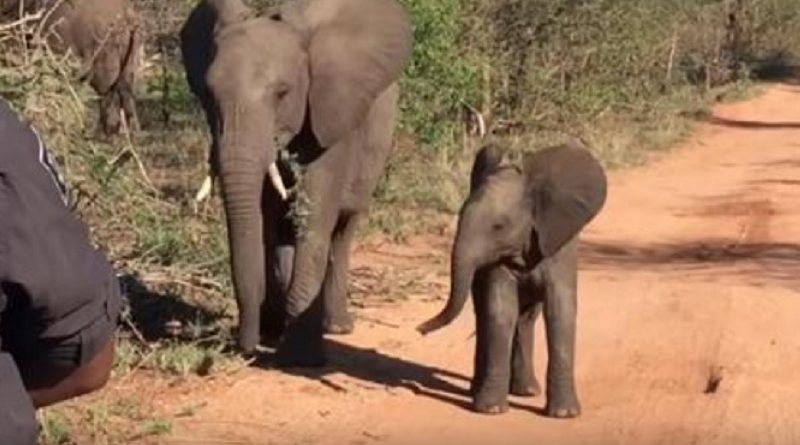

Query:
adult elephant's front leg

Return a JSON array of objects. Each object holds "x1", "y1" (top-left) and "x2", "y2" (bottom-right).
[
  {"x1": 542, "y1": 239, "x2": 581, "y2": 418},
  {"x1": 277, "y1": 148, "x2": 348, "y2": 367},
  {"x1": 323, "y1": 214, "x2": 360, "y2": 335}
]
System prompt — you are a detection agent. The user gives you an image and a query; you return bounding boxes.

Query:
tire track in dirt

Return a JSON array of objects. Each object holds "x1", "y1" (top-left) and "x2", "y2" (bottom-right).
[{"x1": 158, "y1": 83, "x2": 800, "y2": 445}]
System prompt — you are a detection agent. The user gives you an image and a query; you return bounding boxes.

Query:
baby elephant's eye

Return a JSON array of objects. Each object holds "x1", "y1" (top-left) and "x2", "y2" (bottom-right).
[
  {"x1": 276, "y1": 87, "x2": 290, "y2": 101},
  {"x1": 492, "y1": 222, "x2": 505, "y2": 232}
]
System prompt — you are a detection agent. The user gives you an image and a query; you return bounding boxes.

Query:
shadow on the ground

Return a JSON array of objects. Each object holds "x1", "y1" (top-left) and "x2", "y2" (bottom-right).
[
  {"x1": 759, "y1": 158, "x2": 800, "y2": 169},
  {"x1": 706, "y1": 115, "x2": 800, "y2": 129},
  {"x1": 119, "y1": 273, "x2": 228, "y2": 342},
  {"x1": 750, "y1": 178, "x2": 800, "y2": 186},
  {"x1": 580, "y1": 240, "x2": 800, "y2": 291},
  {"x1": 254, "y1": 340, "x2": 543, "y2": 415}
]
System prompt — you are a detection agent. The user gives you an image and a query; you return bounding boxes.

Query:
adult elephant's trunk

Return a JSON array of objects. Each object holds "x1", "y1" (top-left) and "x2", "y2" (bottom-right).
[
  {"x1": 220, "y1": 156, "x2": 267, "y2": 353},
  {"x1": 221, "y1": 158, "x2": 287, "y2": 352},
  {"x1": 216, "y1": 101, "x2": 288, "y2": 353},
  {"x1": 416, "y1": 245, "x2": 477, "y2": 335}
]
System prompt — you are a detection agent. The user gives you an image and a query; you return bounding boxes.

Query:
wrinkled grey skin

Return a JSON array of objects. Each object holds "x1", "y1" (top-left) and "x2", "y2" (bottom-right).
[
  {"x1": 417, "y1": 142, "x2": 608, "y2": 418},
  {"x1": 180, "y1": 0, "x2": 413, "y2": 365},
  {"x1": 1, "y1": 0, "x2": 142, "y2": 135}
]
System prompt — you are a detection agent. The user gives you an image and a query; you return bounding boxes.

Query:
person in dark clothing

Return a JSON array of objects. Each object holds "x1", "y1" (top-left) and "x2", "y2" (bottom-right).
[{"x1": 0, "y1": 99, "x2": 121, "y2": 445}]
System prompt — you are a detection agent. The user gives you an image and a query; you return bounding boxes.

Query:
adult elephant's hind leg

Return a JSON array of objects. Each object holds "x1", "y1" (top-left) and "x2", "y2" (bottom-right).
[
  {"x1": 98, "y1": 90, "x2": 122, "y2": 136},
  {"x1": 471, "y1": 267, "x2": 518, "y2": 415},
  {"x1": 510, "y1": 299, "x2": 542, "y2": 397},
  {"x1": 119, "y1": 28, "x2": 141, "y2": 132},
  {"x1": 89, "y1": 52, "x2": 122, "y2": 135},
  {"x1": 117, "y1": 80, "x2": 140, "y2": 133},
  {"x1": 323, "y1": 214, "x2": 359, "y2": 335}
]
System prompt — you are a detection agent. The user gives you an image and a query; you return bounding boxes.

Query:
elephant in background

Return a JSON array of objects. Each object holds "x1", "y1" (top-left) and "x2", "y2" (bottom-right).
[
  {"x1": 1, "y1": 0, "x2": 142, "y2": 135},
  {"x1": 418, "y1": 142, "x2": 607, "y2": 418},
  {"x1": 180, "y1": 0, "x2": 413, "y2": 365}
]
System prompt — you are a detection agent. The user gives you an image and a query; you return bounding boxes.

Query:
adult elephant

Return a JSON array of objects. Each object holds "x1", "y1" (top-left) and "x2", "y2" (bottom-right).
[
  {"x1": 180, "y1": 0, "x2": 413, "y2": 365},
  {"x1": 417, "y1": 142, "x2": 607, "y2": 418},
  {"x1": 1, "y1": 0, "x2": 142, "y2": 135}
]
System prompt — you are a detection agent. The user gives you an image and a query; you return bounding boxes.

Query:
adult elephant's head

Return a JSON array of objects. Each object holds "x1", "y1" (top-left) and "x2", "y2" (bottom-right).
[
  {"x1": 417, "y1": 142, "x2": 608, "y2": 335},
  {"x1": 180, "y1": 0, "x2": 413, "y2": 352}
]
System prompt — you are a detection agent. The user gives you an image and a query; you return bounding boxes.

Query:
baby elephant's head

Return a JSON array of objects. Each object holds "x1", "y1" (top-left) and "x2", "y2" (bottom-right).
[{"x1": 418, "y1": 141, "x2": 608, "y2": 335}]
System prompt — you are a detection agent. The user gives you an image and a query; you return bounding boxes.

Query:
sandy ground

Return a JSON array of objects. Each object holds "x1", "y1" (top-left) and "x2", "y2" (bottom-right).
[{"x1": 148, "y1": 82, "x2": 800, "y2": 445}]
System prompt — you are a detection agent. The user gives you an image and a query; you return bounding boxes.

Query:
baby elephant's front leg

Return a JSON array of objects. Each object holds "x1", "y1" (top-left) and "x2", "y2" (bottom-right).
[
  {"x1": 542, "y1": 242, "x2": 581, "y2": 418},
  {"x1": 471, "y1": 267, "x2": 519, "y2": 414}
]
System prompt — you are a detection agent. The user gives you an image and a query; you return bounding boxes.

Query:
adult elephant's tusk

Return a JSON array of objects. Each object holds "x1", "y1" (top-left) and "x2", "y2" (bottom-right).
[
  {"x1": 268, "y1": 162, "x2": 288, "y2": 200},
  {"x1": 194, "y1": 175, "x2": 213, "y2": 203}
]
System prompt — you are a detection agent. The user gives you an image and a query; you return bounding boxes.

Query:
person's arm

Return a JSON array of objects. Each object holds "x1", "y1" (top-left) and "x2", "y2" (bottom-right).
[
  {"x1": 0, "y1": 354, "x2": 38, "y2": 445},
  {"x1": 27, "y1": 336, "x2": 115, "y2": 408}
]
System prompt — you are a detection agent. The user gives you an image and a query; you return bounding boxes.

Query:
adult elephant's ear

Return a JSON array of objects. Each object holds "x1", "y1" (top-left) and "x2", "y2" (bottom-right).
[
  {"x1": 523, "y1": 142, "x2": 608, "y2": 257},
  {"x1": 303, "y1": 0, "x2": 413, "y2": 147}
]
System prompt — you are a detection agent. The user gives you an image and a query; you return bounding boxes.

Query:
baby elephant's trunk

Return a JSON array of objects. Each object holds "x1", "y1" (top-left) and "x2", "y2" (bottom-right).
[{"x1": 417, "y1": 249, "x2": 476, "y2": 335}]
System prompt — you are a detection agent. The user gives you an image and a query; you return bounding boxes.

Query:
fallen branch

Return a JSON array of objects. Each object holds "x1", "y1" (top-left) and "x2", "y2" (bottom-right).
[
  {"x1": 120, "y1": 110, "x2": 158, "y2": 193},
  {"x1": 0, "y1": 10, "x2": 43, "y2": 32}
]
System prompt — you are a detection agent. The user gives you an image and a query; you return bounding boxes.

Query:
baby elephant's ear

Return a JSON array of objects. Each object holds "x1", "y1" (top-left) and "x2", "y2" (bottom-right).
[
  {"x1": 470, "y1": 144, "x2": 505, "y2": 192},
  {"x1": 523, "y1": 143, "x2": 607, "y2": 257}
]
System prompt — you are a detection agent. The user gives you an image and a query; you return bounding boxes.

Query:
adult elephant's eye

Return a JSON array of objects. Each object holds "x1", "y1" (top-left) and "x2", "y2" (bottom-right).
[{"x1": 492, "y1": 222, "x2": 504, "y2": 232}]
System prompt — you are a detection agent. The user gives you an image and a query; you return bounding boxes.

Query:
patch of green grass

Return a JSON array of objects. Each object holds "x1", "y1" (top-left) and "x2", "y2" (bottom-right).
[
  {"x1": 38, "y1": 397, "x2": 180, "y2": 445},
  {"x1": 141, "y1": 419, "x2": 173, "y2": 437},
  {"x1": 39, "y1": 409, "x2": 73, "y2": 445},
  {"x1": 150, "y1": 341, "x2": 225, "y2": 377}
]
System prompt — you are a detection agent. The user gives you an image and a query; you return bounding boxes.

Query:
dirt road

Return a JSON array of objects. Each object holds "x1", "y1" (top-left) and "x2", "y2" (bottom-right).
[{"x1": 159, "y1": 82, "x2": 800, "y2": 445}]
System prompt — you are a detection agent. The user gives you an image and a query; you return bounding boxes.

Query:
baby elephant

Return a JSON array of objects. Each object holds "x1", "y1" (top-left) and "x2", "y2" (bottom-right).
[{"x1": 418, "y1": 141, "x2": 607, "y2": 418}]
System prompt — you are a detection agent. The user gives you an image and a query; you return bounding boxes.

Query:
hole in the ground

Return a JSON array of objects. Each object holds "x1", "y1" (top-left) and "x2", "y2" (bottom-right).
[{"x1": 704, "y1": 366, "x2": 724, "y2": 394}]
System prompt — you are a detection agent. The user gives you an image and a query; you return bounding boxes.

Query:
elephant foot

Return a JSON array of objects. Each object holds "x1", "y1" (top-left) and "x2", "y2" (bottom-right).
[
  {"x1": 472, "y1": 389, "x2": 509, "y2": 415},
  {"x1": 472, "y1": 399, "x2": 509, "y2": 415},
  {"x1": 237, "y1": 346, "x2": 258, "y2": 361},
  {"x1": 509, "y1": 365, "x2": 542, "y2": 397},
  {"x1": 544, "y1": 394, "x2": 581, "y2": 419},
  {"x1": 324, "y1": 311, "x2": 354, "y2": 336},
  {"x1": 510, "y1": 377, "x2": 542, "y2": 397},
  {"x1": 324, "y1": 320, "x2": 354, "y2": 336}
]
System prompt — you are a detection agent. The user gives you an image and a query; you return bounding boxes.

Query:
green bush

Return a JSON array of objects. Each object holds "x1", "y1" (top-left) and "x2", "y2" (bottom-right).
[{"x1": 398, "y1": 0, "x2": 480, "y2": 150}]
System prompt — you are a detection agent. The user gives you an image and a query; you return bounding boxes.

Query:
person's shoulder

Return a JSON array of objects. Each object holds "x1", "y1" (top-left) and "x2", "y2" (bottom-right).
[
  {"x1": 0, "y1": 99, "x2": 27, "y2": 132},
  {"x1": 0, "y1": 99, "x2": 39, "y2": 170}
]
